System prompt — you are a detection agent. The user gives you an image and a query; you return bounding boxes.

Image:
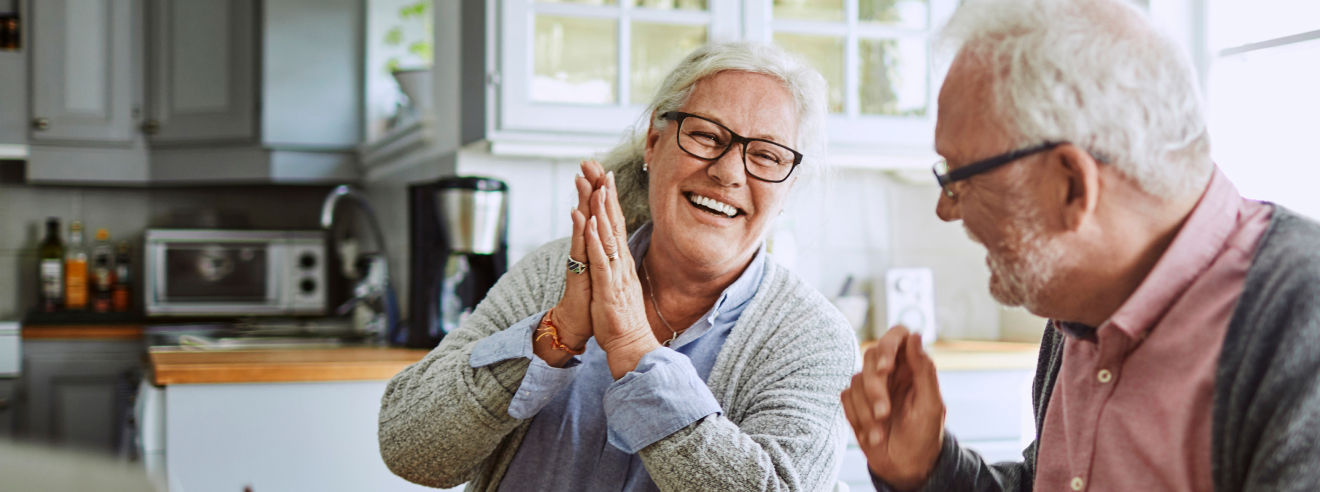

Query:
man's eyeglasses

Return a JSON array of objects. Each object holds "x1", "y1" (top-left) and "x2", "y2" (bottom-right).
[
  {"x1": 659, "y1": 111, "x2": 804, "y2": 183},
  {"x1": 932, "y1": 141, "x2": 1064, "y2": 198}
]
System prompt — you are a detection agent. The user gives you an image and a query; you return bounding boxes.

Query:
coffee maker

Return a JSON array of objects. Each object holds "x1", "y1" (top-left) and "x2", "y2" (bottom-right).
[{"x1": 406, "y1": 177, "x2": 508, "y2": 348}]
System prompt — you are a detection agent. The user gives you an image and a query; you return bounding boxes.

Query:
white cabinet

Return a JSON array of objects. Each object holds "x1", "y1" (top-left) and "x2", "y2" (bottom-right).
[
  {"x1": 154, "y1": 380, "x2": 453, "y2": 492},
  {"x1": 836, "y1": 366, "x2": 1035, "y2": 491},
  {"x1": 483, "y1": 0, "x2": 953, "y2": 167}
]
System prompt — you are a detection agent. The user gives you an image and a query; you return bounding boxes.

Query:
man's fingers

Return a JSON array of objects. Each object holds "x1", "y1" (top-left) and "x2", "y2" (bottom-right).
[
  {"x1": 906, "y1": 332, "x2": 944, "y2": 414},
  {"x1": 862, "y1": 326, "x2": 910, "y2": 418}
]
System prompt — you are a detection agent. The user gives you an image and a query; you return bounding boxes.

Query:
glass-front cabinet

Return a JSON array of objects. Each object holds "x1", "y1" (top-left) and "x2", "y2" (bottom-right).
[{"x1": 492, "y1": 0, "x2": 955, "y2": 166}]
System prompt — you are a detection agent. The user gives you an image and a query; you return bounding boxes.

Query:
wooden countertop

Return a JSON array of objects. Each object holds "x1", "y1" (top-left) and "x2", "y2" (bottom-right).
[
  {"x1": 860, "y1": 339, "x2": 1040, "y2": 371},
  {"x1": 22, "y1": 324, "x2": 145, "y2": 340},
  {"x1": 149, "y1": 346, "x2": 432, "y2": 385}
]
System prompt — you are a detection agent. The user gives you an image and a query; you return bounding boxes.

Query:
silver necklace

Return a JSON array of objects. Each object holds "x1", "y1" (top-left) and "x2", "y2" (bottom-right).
[{"x1": 641, "y1": 260, "x2": 682, "y2": 347}]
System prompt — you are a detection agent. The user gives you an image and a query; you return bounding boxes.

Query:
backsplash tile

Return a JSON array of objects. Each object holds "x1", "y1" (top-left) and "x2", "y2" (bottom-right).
[{"x1": 0, "y1": 178, "x2": 339, "y2": 319}]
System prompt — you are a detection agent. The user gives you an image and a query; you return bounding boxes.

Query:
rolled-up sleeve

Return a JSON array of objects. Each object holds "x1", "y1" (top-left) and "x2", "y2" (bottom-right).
[
  {"x1": 602, "y1": 348, "x2": 722, "y2": 453},
  {"x1": 469, "y1": 310, "x2": 581, "y2": 419}
]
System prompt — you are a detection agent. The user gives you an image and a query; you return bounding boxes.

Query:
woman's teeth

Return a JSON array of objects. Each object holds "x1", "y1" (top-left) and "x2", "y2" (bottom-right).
[{"x1": 688, "y1": 193, "x2": 738, "y2": 217}]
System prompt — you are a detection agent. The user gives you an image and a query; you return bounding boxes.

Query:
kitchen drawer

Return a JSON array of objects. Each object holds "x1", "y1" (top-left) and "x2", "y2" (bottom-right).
[
  {"x1": 939, "y1": 368, "x2": 1034, "y2": 443},
  {"x1": 0, "y1": 379, "x2": 14, "y2": 437}
]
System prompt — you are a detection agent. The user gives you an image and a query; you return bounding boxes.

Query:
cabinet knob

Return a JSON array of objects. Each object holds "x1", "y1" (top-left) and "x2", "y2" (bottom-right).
[
  {"x1": 142, "y1": 120, "x2": 161, "y2": 135},
  {"x1": 31, "y1": 117, "x2": 49, "y2": 130}
]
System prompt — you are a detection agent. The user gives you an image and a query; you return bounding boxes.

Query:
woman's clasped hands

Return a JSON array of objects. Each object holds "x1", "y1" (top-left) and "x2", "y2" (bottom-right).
[{"x1": 534, "y1": 160, "x2": 660, "y2": 378}]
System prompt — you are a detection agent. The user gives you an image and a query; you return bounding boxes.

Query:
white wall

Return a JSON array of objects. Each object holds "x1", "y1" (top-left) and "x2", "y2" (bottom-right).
[{"x1": 439, "y1": 149, "x2": 1022, "y2": 342}]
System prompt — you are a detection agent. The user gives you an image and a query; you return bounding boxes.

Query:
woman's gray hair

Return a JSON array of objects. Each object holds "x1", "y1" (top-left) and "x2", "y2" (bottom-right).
[
  {"x1": 600, "y1": 41, "x2": 829, "y2": 232},
  {"x1": 939, "y1": 0, "x2": 1212, "y2": 199}
]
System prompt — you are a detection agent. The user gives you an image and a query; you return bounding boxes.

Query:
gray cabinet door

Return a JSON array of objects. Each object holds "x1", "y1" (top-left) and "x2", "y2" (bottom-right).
[
  {"x1": 145, "y1": 0, "x2": 256, "y2": 144},
  {"x1": 28, "y1": 0, "x2": 137, "y2": 144},
  {"x1": 0, "y1": 52, "x2": 25, "y2": 148},
  {"x1": 18, "y1": 339, "x2": 143, "y2": 452},
  {"x1": 0, "y1": 379, "x2": 15, "y2": 437}
]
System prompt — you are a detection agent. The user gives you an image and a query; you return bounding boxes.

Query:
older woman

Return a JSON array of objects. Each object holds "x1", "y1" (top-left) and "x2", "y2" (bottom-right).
[{"x1": 379, "y1": 42, "x2": 856, "y2": 491}]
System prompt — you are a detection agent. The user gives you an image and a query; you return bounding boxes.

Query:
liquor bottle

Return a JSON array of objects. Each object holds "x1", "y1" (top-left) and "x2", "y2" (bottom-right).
[
  {"x1": 64, "y1": 221, "x2": 89, "y2": 311},
  {"x1": 112, "y1": 240, "x2": 132, "y2": 312},
  {"x1": 0, "y1": 8, "x2": 18, "y2": 51},
  {"x1": 38, "y1": 218, "x2": 65, "y2": 312},
  {"x1": 90, "y1": 228, "x2": 115, "y2": 313}
]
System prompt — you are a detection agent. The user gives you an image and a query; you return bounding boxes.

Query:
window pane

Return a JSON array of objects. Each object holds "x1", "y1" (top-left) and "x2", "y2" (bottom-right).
[
  {"x1": 536, "y1": 0, "x2": 618, "y2": 5},
  {"x1": 860, "y1": 37, "x2": 927, "y2": 116},
  {"x1": 774, "y1": 33, "x2": 845, "y2": 113},
  {"x1": 773, "y1": 0, "x2": 844, "y2": 22},
  {"x1": 632, "y1": 23, "x2": 707, "y2": 104},
  {"x1": 1209, "y1": 0, "x2": 1320, "y2": 51},
  {"x1": 533, "y1": 16, "x2": 618, "y2": 104},
  {"x1": 1209, "y1": 38, "x2": 1320, "y2": 219},
  {"x1": 859, "y1": 0, "x2": 928, "y2": 29},
  {"x1": 636, "y1": 0, "x2": 708, "y2": 11}
]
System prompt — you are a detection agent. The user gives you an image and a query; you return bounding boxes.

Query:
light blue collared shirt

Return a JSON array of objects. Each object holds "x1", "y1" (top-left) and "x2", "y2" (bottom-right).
[{"x1": 469, "y1": 223, "x2": 766, "y2": 492}]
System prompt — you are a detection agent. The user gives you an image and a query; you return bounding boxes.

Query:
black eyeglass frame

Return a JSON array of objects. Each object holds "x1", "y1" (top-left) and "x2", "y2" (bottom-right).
[
  {"x1": 659, "y1": 111, "x2": 804, "y2": 183},
  {"x1": 932, "y1": 141, "x2": 1065, "y2": 197}
]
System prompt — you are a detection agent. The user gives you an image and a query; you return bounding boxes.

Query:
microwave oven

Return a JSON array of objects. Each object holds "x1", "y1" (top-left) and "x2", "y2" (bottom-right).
[{"x1": 144, "y1": 229, "x2": 327, "y2": 317}]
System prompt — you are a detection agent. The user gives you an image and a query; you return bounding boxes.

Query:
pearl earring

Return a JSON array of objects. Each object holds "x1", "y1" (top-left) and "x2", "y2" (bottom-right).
[{"x1": 642, "y1": 161, "x2": 649, "y2": 172}]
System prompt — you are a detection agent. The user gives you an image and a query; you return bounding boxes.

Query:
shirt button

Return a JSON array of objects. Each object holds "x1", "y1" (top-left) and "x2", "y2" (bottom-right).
[
  {"x1": 1097, "y1": 369, "x2": 1113, "y2": 383},
  {"x1": 1071, "y1": 476, "x2": 1085, "y2": 490}
]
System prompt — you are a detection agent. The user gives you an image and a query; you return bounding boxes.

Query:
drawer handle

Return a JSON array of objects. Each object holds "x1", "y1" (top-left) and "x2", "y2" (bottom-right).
[{"x1": 31, "y1": 117, "x2": 49, "y2": 131}]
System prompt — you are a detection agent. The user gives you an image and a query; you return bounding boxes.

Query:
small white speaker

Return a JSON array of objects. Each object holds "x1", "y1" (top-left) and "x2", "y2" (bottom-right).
[{"x1": 882, "y1": 267, "x2": 937, "y2": 345}]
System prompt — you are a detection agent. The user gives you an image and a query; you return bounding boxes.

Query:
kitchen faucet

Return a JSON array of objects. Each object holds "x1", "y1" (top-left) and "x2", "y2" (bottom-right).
[{"x1": 320, "y1": 185, "x2": 399, "y2": 343}]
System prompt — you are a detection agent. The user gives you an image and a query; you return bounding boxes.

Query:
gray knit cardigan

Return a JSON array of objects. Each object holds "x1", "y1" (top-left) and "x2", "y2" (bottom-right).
[{"x1": 379, "y1": 238, "x2": 859, "y2": 491}]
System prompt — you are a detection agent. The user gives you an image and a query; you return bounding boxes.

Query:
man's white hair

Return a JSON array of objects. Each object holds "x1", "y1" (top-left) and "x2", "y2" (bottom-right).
[
  {"x1": 939, "y1": 0, "x2": 1212, "y2": 198},
  {"x1": 601, "y1": 41, "x2": 829, "y2": 232}
]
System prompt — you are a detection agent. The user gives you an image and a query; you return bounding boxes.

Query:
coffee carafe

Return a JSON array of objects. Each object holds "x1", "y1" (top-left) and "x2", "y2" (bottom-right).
[{"x1": 406, "y1": 177, "x2": 508, "y2": 348}]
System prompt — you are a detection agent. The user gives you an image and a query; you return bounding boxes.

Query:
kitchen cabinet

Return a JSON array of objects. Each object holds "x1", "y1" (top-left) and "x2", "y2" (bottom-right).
[
  {"x1": 475, "y1": 0, "x2": 953, "y2": 168},
  {"x1": 20, "y1": 0, "x2": 363, "y2": 185},
  {"x1": 0, "y1": 49, "x2": 25, "y2": 156},
  {"x1": 835, "y1": 366, "x2": 1034, "y2": 491},
  {"x1": 143, "y1": 0, "x2": 257, "y2": 145},
  {"x1": 143, "y1": 347, "x2": 446, "y2": 491},
  {"x1": 24, "y1": 0, "x2": 151, "y2": 183},
  {"x1": 28, "y1": 0, "x2": 138, "y2": 145},
  {"x1": 146, "y1": 0, "x2": 364, "y2": 184},
  {"x1": 0, "y1": 379, "x2": 14, "y2": 437},
  {"x1": 17, "y1": 338, "x2": 145, "y2": 452}
]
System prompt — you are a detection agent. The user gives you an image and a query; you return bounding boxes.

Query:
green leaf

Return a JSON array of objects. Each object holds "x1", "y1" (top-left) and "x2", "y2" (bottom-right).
[{"x1": 385, "y1": 27, "x2": 403, "y2": 45}]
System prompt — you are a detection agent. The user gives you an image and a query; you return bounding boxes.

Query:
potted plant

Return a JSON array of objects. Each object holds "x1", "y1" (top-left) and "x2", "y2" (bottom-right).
[{"x1": 384, "y1": 1, "x2": 432, "y2": 114}]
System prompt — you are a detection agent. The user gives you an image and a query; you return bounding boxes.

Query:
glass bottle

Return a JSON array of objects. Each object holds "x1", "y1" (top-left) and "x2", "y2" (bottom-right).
[
  {"x1": 90, "y1": 228, "x2": 115, "y2": 313},
  {"x1": 38, "y1": 218, "x2": 65, "y2": 312},
  {"x1": 64, "y1": 221, "x2": 88, "y2": 311},
  {"x1": 112, "y1": 240, "x2": 132, "y2": 312}
]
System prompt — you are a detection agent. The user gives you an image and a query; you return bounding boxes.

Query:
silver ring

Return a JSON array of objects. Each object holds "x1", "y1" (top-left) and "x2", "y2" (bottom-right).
[
  {"x1": 567, "y1": 257, "x2": 588, "y2": 274},
  {"x1": 606, "y1": 251, "x2": 619, "y2": 261}
]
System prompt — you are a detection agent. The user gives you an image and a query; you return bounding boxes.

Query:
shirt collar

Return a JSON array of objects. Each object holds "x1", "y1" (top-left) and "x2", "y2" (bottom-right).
[
  {"x1": 627, "y1": 222, "x2": 767, "y2": 326},
  {"x1": 1102, "y1": 166, "x2": 1242, "y2": 339}
]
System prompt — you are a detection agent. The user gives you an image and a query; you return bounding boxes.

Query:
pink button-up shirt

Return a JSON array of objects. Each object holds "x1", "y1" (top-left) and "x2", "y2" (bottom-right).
[{"x1": 1033, "y1": 168, "x2": 1273, "y2": 492}]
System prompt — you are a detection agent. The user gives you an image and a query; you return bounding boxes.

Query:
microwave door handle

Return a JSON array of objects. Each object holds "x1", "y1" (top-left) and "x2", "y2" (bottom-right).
[
  {"x1": 267, "y1": 245, "x2": 284, "y2": 305},
  {"x1": 152, "y1": 245, "x2": 168, "y2": 305}
]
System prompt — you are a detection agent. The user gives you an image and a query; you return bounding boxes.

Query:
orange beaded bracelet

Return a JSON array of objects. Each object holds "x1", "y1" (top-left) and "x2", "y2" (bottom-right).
[{"x1": 535, "y1": 308, "x2": 585, "y2": 355}]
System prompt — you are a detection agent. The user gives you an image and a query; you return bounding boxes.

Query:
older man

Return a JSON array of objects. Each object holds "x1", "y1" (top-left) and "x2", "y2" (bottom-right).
[{"x1": 842, "y1": 0, "x2": 1320, "y2": 491}]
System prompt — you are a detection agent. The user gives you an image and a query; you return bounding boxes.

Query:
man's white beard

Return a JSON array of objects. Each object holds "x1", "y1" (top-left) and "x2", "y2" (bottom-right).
[{"x1": 966, "y1": 208, "x2": 1067, "y2": 310}]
